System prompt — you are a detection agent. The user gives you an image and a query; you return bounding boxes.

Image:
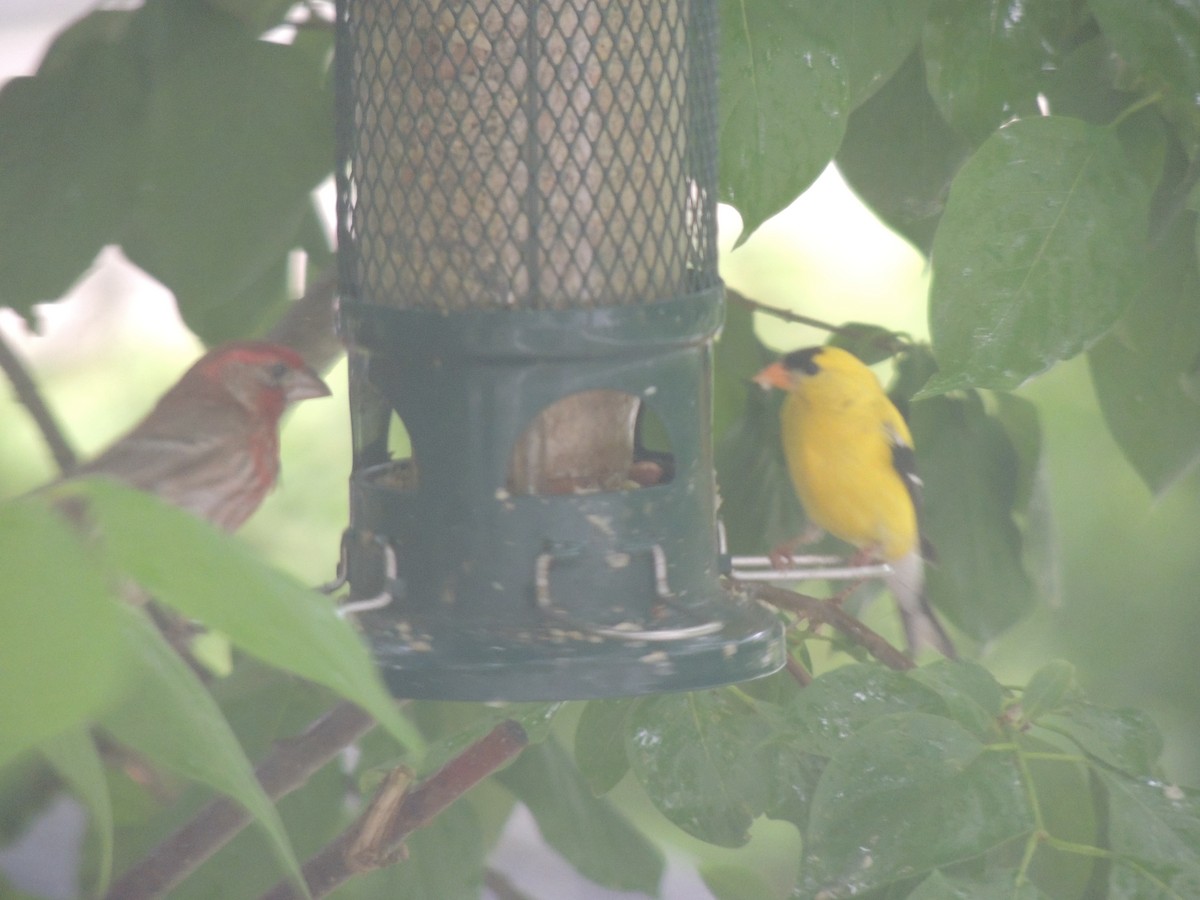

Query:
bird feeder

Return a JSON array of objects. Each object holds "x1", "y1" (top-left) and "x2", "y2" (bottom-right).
[{"x1": 333, "y1": 0, "x2": 784, "y2": 700}]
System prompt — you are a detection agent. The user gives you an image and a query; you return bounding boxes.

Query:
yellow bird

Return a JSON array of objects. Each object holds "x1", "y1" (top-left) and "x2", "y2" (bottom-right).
[{"x1": 753, "y1": 345, "x2": 956, "y2": 659}]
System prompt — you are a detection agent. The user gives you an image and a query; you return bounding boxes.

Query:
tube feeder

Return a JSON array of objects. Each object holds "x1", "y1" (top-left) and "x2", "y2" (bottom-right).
[{"x1": 334, "y1": 0, "x2": 784, "y2": 700}]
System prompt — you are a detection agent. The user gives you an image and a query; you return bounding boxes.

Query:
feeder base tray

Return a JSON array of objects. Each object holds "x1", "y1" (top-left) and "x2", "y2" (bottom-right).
[{"x1": 363, "y1": 589, "x2": 784, "y2": 701}]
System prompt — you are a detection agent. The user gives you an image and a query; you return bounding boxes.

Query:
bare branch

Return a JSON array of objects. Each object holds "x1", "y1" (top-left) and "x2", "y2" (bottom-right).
[
  {"x1": 724, "y1": 287, "x2": 910, "y2": 354},
  {"x1": 105, "y1": 701, "x2": 377, "y2": 900},
  {"x1": 260, "y1": 719, "x2": 529, "y2": 900},
  {"x1": 749, "y1": 583, "x2": 914, "y2": 671},
  {"x1": 0, "y1": 330, "x2": 77, "y2": 475}
]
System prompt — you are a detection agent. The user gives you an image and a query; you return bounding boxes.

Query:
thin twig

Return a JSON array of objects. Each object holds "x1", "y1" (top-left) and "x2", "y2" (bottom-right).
[
  {"x1": 749, "y1": 583, "x2": 914, "y2": 671},
  {"x1": 724, "y1": 287, "x2": 910, "y2": 354},
  {"x1": 105, "y1": 701, "x2": 378, "y2": 900},
  {"x1": 785, "y1": 654, "x2": 814, "y2": 686},
  {"x1": 260, "y1": 719, "x2": 529, "y2": 900},
  {"x1": 0, "y1": 330, "x2": 77, "y2": 474},
  {"x1": 725, "y1": 287, "x2": 842, "y2": 333}
]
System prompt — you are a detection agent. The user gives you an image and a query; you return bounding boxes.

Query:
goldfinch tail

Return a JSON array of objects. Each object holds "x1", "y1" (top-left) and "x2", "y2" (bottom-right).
[{"x1": 885, "y1": 551, "x2": 957, "y2": 660}]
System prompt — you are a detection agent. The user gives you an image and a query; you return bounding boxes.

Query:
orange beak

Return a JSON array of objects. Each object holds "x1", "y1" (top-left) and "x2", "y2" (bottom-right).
[{"x1": 752, "y1": 361, "x2": 791, "y2": 391}]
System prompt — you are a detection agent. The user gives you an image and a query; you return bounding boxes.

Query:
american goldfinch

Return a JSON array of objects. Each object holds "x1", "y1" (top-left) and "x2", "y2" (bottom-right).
[{"x1": 753, "y1": 345, "x2": 956, "y2": 658}]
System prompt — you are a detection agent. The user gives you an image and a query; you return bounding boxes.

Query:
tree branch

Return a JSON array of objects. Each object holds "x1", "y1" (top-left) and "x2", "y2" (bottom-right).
[
  {"x1": 749, "y1": 583, "x2": 914, "y2": 671},
  {"x1": 260, "y1": 719, "x2": 529, "y2": 900},
  {"x1": 0, "y1": 330, "x2": 77, "y2": 475},
  {"x1": 105, "y1": 701, "x2": 378, "y2": 900},
  {"x1": 724, "y1": 287, "x2": 910, "y2": 354}
]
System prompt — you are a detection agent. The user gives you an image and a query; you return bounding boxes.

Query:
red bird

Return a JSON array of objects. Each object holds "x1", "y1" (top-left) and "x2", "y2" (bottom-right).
[{"x1": 72, "y1": 342, "x2": 331, "y2": 532}]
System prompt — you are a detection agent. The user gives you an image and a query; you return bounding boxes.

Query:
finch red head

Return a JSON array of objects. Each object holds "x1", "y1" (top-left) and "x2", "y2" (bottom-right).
[{"x1": 72, "y1": 342, "x2": 331, "y2": 532}]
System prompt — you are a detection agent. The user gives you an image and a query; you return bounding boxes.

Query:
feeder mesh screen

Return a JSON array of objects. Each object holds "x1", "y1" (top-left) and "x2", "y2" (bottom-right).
[{"x1": 335, "y1": 0, "x2": 719, "y2": 311}]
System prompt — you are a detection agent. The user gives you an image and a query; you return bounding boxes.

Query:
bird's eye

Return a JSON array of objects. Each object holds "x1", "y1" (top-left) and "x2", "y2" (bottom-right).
[{"x1": 268, "y1": 362, "x2": 290, "y2": 381}]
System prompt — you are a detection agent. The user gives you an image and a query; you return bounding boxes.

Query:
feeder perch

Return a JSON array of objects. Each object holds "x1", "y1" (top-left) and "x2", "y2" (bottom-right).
[{"x1": 334, "y1": 0, "x2": 784, "y2": 700}]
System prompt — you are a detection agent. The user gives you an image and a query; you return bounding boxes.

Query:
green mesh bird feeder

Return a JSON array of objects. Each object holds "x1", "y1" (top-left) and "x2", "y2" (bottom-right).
[{"x1": 334, "y1": 0, "x2": 784, "y2": 700}]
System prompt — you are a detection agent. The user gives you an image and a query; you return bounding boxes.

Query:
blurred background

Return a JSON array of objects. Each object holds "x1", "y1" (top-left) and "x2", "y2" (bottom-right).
[{"x1": 3, "y1": 3, "x2": 1200, "y2": 898}]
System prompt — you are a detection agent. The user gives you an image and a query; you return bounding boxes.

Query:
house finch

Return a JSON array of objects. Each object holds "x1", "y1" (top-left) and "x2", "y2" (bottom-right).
[{"x1": 72, "y1": 341, "x2": 331, "y2": 531}]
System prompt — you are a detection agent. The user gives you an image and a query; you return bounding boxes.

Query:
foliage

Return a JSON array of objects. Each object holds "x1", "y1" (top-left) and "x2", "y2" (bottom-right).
[{"x1": 2, "y1": 0, "x2": 1200, "y2": 898}]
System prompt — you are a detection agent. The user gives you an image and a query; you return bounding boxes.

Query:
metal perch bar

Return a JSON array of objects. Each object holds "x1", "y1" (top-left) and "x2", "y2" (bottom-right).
[{"x1": 729, "y1": 555, "x2": 893, "y2": 583}]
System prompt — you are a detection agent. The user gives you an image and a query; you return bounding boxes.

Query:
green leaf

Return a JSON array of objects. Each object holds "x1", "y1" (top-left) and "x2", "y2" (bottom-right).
[
  {"x1": 0, "y1": 12, "x2": 142, "y2": 316},
  {"x1": 101, "y1": 605, "x2": 308, "y2": 898},
  {"x1": 627, "y1": 690, "x2": 773, "y2": 847},
  {"x1": 802, "y1": 712, "x2": 1033, "y2": 897},
  {"x1": 804, "y1": 0, "x2": 933, "y2": 110},
  {"x1": 713, "y1": 295, "x2": 774, "y2": 442},
  {"x1": 496, "y1": 738, "x2": 663, "y2": 894},
  {"x1": 1089, "y1": 216, "x2": 1200, "y2": 494},
  {"x1": 760, "y1": 740, "x2": 825, "y2": 832},
  {"x1": 1099, "y1": 770, "x2": 1200, "y2": 898},
  {"x1": 40, "y1": 728, "x2": 113, "y2": 896},
  {"x1": 909, "y1": 868, "x2": 1052, "y2": 899},
  {"x1": 991, "y1": 392, "x2": 1060, "y2": 603},
  {"x1": 910, "y1": 393, "x2": 1037, "y2": 640},
  {"x1": 837, "y1": 50, "x2": 969, "y2": 254},
  {"x1": 906, "y1": 659, "x2": 1006, "y2": 738},
  {"x1": 1018, "y1": 660, "x2": 1077, "y2": 724},
  {"x1": 719, "y1": 1, "x2": 849, "y2": 242},
  {"x1": 574, "y1": 698, "x2": 636, "y2": 796},
  {"x1": 827, "y1": 323, "x2": 905, "y2": 366},
  {"x1": 119, "y1": 0, "x2": 332, "y2": 338},
  {"x1": 75, "y1": 479, "x2": 422, "y2": 754},
  {"x1": 0, "y1": 500, "x2": 124, "y2": 766},
  {"x1": 402, "y1": 702, "x2": 557, "y2": 784},
  {"x1": 922, "y1": 0, "x2": 1071, "y2": 142},
  {"x1": 714, "y1": 385, "x2": 806, "y2": 555},
  {"x1": 701, "y1": 862, "x2": 778, "y2": 900},
  {"x1": 1090, "y1": 0, "x2": 1200, "y2": 146},
  {"x1": 1041, "y1": 35, "x2": 1135, "y2": 126},
  {"x1": 1019, "y1": 733, "x2": 1100, "y2": 898},
  {"x1": 783, "y1": 663, "x2": 947, "y2": 758},
  {"x1": 925, "y1": 116, "x2": 1153, "y2": 394},
  {"x1": 208, "y1": 660, "x2": 340, "y2": 763},
  {"x1": 169, "y1": 759, "x2": 350, "y2": 899},
  {"x1": 1040, "y1": 702, "x2": 1164, "y2": 777}
]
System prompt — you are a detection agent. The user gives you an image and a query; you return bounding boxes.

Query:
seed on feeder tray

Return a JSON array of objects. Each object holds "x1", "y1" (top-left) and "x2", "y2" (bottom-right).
[{"x1": 586, "y1": 514, "x2": 615, "y2": 536}]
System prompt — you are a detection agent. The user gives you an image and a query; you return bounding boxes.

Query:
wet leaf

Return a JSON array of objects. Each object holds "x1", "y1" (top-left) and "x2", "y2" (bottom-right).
[
  {"x1": 1089, "y1": 217, "x2": 1200, "y2": 494},
  {"x1": 803, "y1": 713, "x2": 1032, "y2": 896},
  {"x1": 627, "y1": 690, "x2": 773, "y2": 847},
  {"x1": 719, "y1": 1, "x2": 848, "y2": 242},
  {"x1": 0, "y1": 500, "x2": 123, "y2": 767},
  {"x1": 925, "y1": 116, "x2": 1152, "y2": 394},
  {"x1": 837, "y1": 50, "x2": 969, "y2": 254},
  {"x1": 911, "y1": 393, "x2": 1037, "y2": 640},
  {"x1": 923, "y1": 0, "x2": 1071, "y2": 141},
  {"x1": 101, "y1": 605, "x2": 308, "y2": 898},
  {"x1": 1099, "y1": 770, "x2": 1200, "y2": 898},
  {"x1": 574, "y1": 698, "x2": 636, "y2": 796},
  {"x1": 1018, "y1": 660, "x2": 1077, "y2": 725},
  {"x1": 1040, "y1": 703, "x2": 1164, "y2": 777},
  {"x1": 75, "y1": 479, "x2": 422, "y2": 754}
]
